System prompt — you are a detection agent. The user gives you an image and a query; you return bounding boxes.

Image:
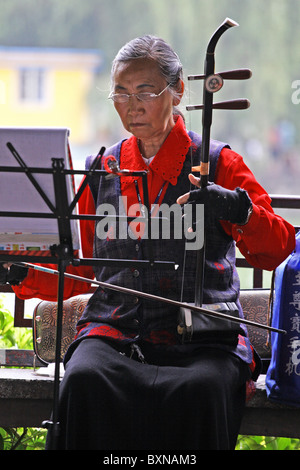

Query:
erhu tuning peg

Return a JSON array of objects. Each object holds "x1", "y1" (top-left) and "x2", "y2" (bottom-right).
[
  {"x1": 188, "y1": 68, "x2": 252, "y2": 81},
  {"x1": 186, "y1": 98, "x2": 250, "y2": 112}
]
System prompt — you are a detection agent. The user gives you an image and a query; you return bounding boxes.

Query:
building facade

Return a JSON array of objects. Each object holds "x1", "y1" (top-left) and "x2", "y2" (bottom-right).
[{"x1": 0, "y1": 46, "x2": 103, "y2": 144}]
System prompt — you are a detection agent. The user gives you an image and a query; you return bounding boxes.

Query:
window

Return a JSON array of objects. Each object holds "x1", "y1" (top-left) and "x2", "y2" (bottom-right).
[{"x1": 19, "y1": 68, "x2": 46, "y2": 103}]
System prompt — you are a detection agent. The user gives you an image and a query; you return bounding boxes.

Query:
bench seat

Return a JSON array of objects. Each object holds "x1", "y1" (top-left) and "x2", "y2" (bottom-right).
[
  {"x1": 241, "y1": 375, "x2": 300, "y2": 438},
  {"x1": 0, "y1": 368, "x2": 53, "y2": 427}
]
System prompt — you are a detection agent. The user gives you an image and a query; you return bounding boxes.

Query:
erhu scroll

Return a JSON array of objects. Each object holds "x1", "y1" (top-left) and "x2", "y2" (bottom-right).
[{"x1": 187, "y1": 17, "x2": 252, "y2": 186}]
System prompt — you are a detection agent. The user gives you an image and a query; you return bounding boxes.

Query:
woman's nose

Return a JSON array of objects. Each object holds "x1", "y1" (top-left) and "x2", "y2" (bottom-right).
[{"x1": 128, "y1": 95, "x2": 144, "y2": 113}]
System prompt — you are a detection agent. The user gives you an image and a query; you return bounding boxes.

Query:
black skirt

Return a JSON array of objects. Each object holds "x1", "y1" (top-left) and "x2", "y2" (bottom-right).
[{"x1": 47, "y1": 337, "x2": 250, "y2": 450}]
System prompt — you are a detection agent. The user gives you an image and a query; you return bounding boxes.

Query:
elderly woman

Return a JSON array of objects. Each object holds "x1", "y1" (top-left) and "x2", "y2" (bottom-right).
[{"x1": 4, "y1": 35, "x2": 295, "y2": 450}]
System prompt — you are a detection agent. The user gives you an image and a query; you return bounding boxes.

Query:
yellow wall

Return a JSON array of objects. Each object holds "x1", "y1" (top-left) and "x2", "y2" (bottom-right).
[{"x1": 0, "y1": 48, "x2": 102, "y2": 145}]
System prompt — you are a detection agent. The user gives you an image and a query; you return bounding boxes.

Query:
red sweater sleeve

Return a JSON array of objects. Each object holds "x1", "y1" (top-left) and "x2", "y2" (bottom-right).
[
  {"x1": 12, "y1": 181, "x2": 96, "y2": 301},
  {"x1": 215, "y1": 147, "x2": 296, "y2": 271}
]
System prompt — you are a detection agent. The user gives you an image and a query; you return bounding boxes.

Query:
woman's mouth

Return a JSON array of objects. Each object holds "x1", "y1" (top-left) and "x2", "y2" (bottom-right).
[{"x1": 130, "y1": 123, "x2": 146, "y2": 128}]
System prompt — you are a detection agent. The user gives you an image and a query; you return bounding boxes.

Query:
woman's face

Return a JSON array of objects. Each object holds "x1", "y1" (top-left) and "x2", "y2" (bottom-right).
[{"x1": 112, "y1": 58, "x2": 181, "y2": 145}]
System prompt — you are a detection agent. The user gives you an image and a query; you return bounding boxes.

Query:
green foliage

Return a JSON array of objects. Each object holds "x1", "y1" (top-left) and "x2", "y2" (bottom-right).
[
  {"x1": 0, "y1": 427, "x2": 47, "y2": 450},
  {"x1": 0, "y1": 298, "x2": 32, "y2": 350},
  {"x1": 236, "y1": 435, "x2": 300, "y2": 451},
  {"x1": 0, "y1": 299, "x2": 46, "y2": 450}
]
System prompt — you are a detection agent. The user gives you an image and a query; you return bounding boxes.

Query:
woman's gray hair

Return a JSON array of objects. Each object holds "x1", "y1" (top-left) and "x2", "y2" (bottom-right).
[{"x1": 111, "y1": 35, "x2": 183, "y2": 97}]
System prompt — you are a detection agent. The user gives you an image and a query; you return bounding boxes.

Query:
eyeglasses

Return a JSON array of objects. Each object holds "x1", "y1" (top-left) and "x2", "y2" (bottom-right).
[{"x1": 108, "y1": 84, "x2": 170, "y2": 103}]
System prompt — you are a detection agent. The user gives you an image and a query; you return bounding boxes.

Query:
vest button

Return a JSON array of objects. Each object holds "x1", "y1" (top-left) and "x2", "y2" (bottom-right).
[{"x1": 133, "y1": 269, "x2": 140, "y2": 277}]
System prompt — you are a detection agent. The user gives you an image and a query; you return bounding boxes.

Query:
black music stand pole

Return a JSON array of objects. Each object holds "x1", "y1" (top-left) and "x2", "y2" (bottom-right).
[
  {"x1": 42, "y1": 256, "x2": 69, "y2": 450},
  {"x1": 41, "y1": 158, "x2": 75, "y2": 450}
]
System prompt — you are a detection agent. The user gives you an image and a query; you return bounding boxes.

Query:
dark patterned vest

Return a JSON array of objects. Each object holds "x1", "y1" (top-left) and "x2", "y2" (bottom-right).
[{"x1": 78, "y1": 132, "x2": 240, "y2": 344}]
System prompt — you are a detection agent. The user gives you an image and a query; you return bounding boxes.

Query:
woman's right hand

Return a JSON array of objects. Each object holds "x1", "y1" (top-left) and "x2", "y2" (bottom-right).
[{"x1": 0, "y1": 263, "x2": 28, "y2": 285}]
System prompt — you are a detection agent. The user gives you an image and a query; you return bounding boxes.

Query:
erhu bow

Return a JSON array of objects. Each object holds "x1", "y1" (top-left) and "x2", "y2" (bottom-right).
[
  {"x1": 15, "y1": 261, "x2": 285, "y2": 334},
  {"x1": 186, "y1": 18, "x2": 252, "y2": 310}
]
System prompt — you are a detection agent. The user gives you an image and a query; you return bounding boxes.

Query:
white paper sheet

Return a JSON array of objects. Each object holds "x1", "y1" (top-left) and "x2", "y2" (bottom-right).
[{"x1": 0, "y1": 127, "x2": 79, "y2": 253}]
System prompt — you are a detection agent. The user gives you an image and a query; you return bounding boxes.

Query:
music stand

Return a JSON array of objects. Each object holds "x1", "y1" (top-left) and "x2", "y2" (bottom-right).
[{"x1": 0, "y1": 139, "x2": 176, "y2": 449}]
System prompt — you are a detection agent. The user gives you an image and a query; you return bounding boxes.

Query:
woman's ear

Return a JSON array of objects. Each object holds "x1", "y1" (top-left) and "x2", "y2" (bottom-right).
[{"x1": 173, "y1": 79, "x2": 184, "y2": 106}]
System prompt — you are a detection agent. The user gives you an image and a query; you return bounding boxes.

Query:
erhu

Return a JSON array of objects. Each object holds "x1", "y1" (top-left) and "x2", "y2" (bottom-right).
[{"x1": 179, "y1": 18, "x2": 265, "y2": 340}]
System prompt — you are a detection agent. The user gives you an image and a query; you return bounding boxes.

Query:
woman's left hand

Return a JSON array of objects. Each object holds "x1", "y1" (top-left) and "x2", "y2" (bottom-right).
[{"x1": 177, "y1": 174, "x2": 252, "y2": 225}]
